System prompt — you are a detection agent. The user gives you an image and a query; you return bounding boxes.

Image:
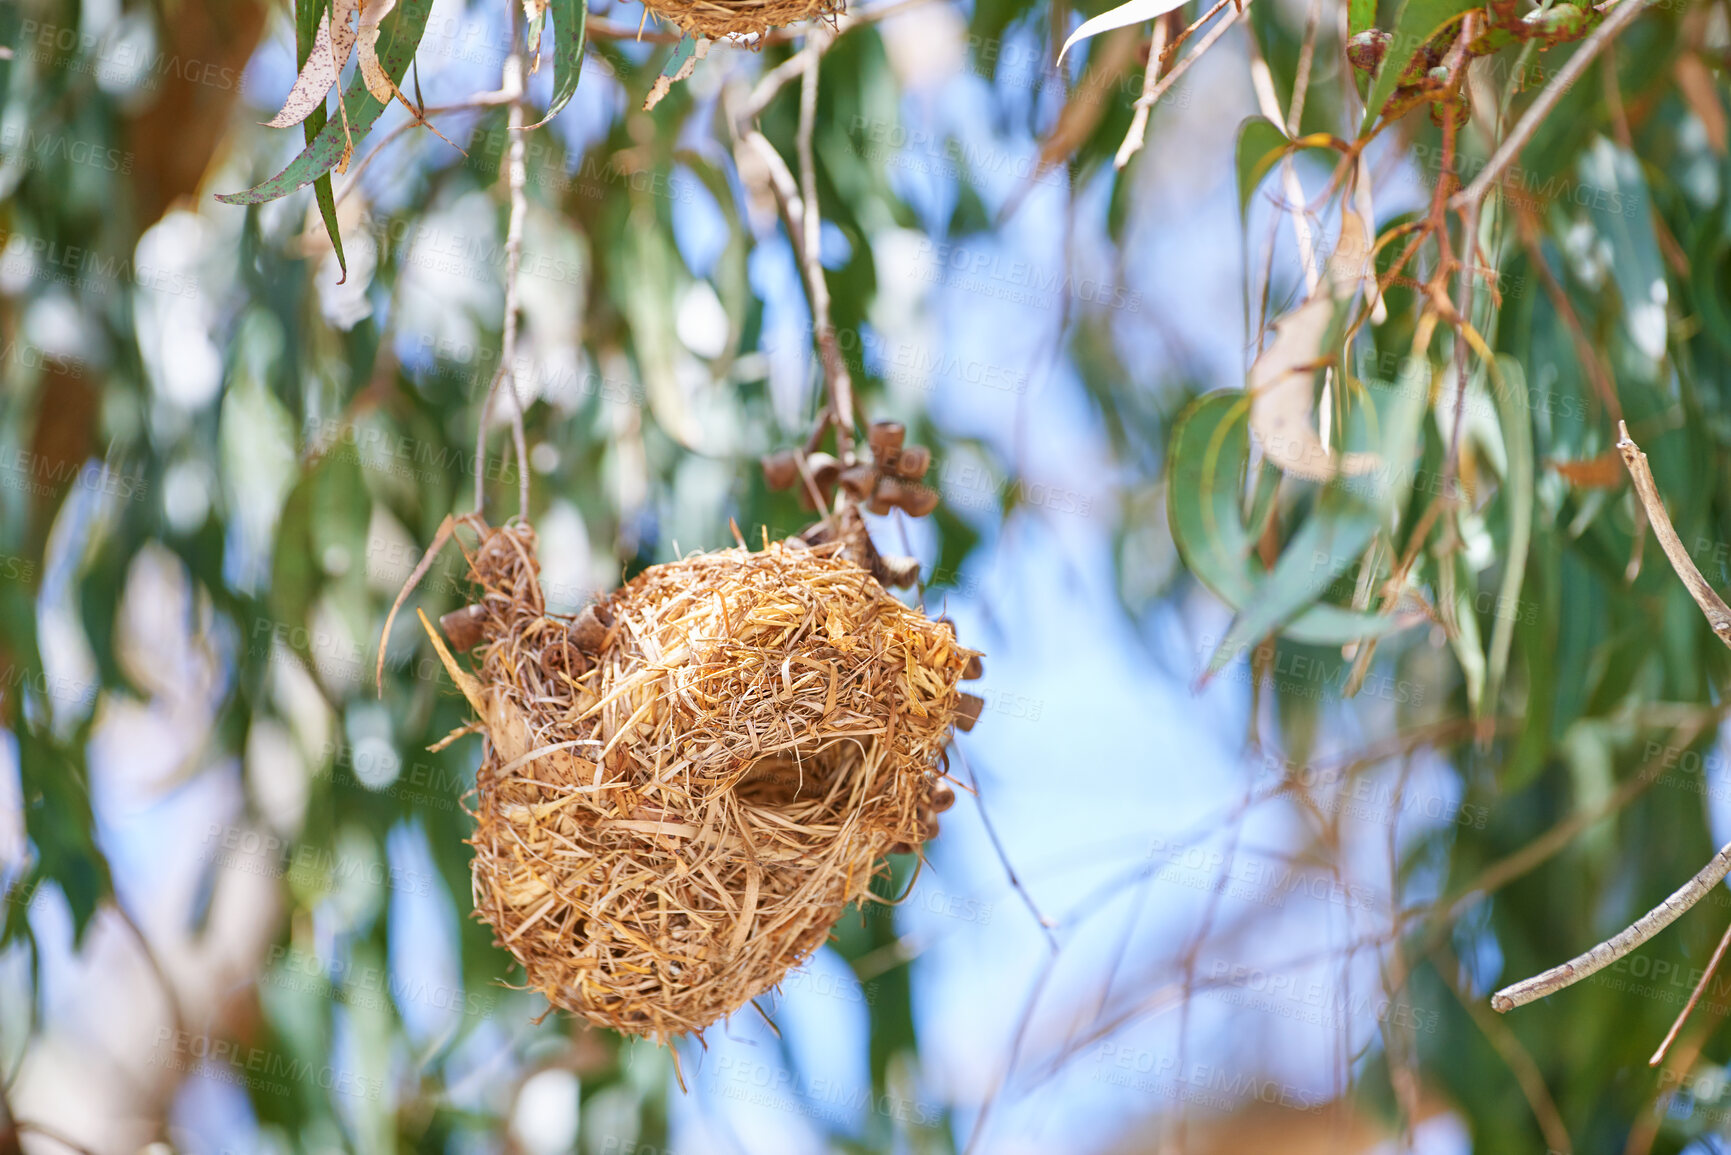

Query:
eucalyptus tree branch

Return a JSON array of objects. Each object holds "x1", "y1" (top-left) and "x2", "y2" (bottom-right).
[
  {"x1": 1156, "y1": 0, "x2": 1238, "y2": 68},
  {"x1": 794, "y1": 35, "x2": 857, "y2": 460},
  {"x1": 1114, "y1": 17, "x2": 1169, "y2": 169},
  {"x1": 744, "y1": 50, "x2": 815, "y2": 120},
  {"x1": 727, "y1": 46, "x2": 857, "y2": 464},
  {"x1": 740, "y1": 124, "x2": 806, "y2": 235},
  {"x1": 1132, "y1": 0, "x2": 1248, "y2": 114},
  {"x1": 1286, "y1": 0, "x2": 1322, "y2": 134},
  {"x1": 473, "y1": 17, "x2": 532, "y2": 519},
  {"x1": 1452, "y1": 0, "x2": 1655, "y2": 210},
  {"x1": 1491, "y1": 839, "x2": 1731, "y2": 1011},
  {"x1": 1616, "y1": 420, "x2": 1731, "y2": 646}
]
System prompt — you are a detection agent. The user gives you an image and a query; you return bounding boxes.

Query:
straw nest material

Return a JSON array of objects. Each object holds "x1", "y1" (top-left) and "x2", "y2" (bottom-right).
[
  {"x1": 642, "y1": 0, "x2": 843, "y2": 41},
  {"x1": 424, "y1": 518, "x2": 975, "y2": 1041}
]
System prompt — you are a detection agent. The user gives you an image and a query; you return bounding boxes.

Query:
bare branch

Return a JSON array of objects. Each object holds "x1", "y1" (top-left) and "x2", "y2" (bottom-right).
[
  {"x1": 1491, "y1": 838, "x2": 1731, "y2": 1012},
  {"x1": 794, "y1": 35, "x2": 856, "y2": 459},
  {"x1": 1131, "y1": 0, "x2": 1247, "y2": 115},
  {"x1": 1286, "y1": 0, "x2": 1322, "y2": 134},
  {"x1": 729, "y1": 42, "x2": 857, "y2": 465},
  {"x1": 475, "y1": 24, "x2": 532, "y2": 520},
  {"x1": 1114, "y1": 18, "x2": 1169, "y2": 169},
  {"x1": 1617, "y1": 420, "x2": 1731, "y2": 646},
  {"x1": 1453, "y1": 0, "x2": 1656, "y2": 210}
]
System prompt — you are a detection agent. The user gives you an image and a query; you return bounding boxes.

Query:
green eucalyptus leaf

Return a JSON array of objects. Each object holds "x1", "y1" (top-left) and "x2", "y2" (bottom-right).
[
  {"x1": 530, "y1": 0, "x2": 588, "y2": 129},
  {"x1": 16, "y1": 727, "x2": 110, "y2": 945},
  {"x1": 1166, "y1": 391, "x2": 1413, "y2": 665},
  {"x1": 1482, "y1": 355, "x2": 1534, "y2": 717},
  {"x1": 216, "y1": 0, "x2": 435, "y2": 206},
  {"x1": 1236, "y1": 115, "x2": 1290, "y2": 218}
]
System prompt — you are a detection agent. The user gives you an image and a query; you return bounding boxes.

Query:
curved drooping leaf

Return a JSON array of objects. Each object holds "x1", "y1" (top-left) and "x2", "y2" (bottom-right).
[
  {"x1": 1235, "y1": 115, "x2": 1290, "y2": 218},
  {"x1": 298, "y1": 0, "x2": 347, "y2": 281},
  {"x1": 216, "y1": 0, "x2": 434, "y2": 206},
  {"x1": 1206, "y1": 362, "x2": 1428, "y2": 668},
  {"x1": 15, "y1": 727, "x2": 111, "y2": 946},
  {"x1": 1483, "y1": 354, "x2": 1534, "y2": 717},
  {"x1": 1056, "y1": 0, "x2": 1192, "y2": 65},
  {"x1": 1166, "y1": 390, "x2": 1414, "y2": 658},
  {"x1": 527, "y1": 0, "x2": 588, "y2": 130}
]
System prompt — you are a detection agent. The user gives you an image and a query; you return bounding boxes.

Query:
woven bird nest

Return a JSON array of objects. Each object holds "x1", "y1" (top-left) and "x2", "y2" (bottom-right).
[
  {"x1": 643, "y1": 0, "x2": 843, "y2": 40},
  {"x1": 420, "y1": 512, "x2": 976, "y2": 1041}
]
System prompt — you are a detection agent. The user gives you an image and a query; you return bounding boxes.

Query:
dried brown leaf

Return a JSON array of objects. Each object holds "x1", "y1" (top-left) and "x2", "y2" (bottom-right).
[
  {"x1": 264, "y1": 11, "x2": 341, "y2": 128},
  {"x1": 1676, "y1": 52, "x2": 1727, "y2": 156},
  {"x1": 358, "y1": 0, "x2": 402, "y2": 105}
]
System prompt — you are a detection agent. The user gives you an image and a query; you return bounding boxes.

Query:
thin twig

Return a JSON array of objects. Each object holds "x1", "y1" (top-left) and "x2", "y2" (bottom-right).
[
  {"x1": 503, "y1": 28, "x2": 531, "y2": 520},
  {"x1": 1113, "y1": 17, "x2": 1169, "y2": 169},
  {"x1": 474, "y1": 25, "x2": 533, "y2": 519},
  {"x1": 1434, "y1": 942, "x2": 1575, "y2": 1153},
  {"x1": 1650, "y1": 916, "x2": 1731, "y2": 1066},
  {"x1": 1453, "y1": 0, "x2": 1656, "y2": 209},
  {"x1": 1630, "y1": 1001, "x2": 1729, "y2": 1155},
  {"x1": 742, "y1": 51, "x2": 814, "y2": 121},
  {"x1": 951, "y1": 742, "x2": 1059, "y2": 952},
  {"x1": 1617, "y1": 420, "x2": 1731, "y2": 646},
  {"x1": 730, "y1": 43, "x2": 857, "y2": 467},
  {"x1": 1492, "y1": 839, "x2": 1731, "y2": 1011},
  {"x1": 333, "y1": 94, "x2": 505, "y2": 208},
  {"x1": 1132, "y1": 0, "x2": 1248, "y2": 114},
  {"x1": 1444, "y1": 193, "x2": 1482, "y2": 477},
  {"x1": 1158, "y1": 0, "x2": 1236, "y2": 66},
  {"x1": 1438, "y1": 16, "x2": 1481, "y2": 488},
  {"x1": 794, "y1": 35, "x2": 856, "y2": 461},
  {"x1": 1287, "y1": 0, "x2": 1323, "y2": 135}
]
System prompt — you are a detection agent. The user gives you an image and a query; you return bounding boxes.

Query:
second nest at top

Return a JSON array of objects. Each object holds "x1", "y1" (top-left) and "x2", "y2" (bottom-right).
[
  {"x1": 640, "y1": 0, "x2": 845, "y2": 41},
  {"x1": 441, "y1": 521, "x2": 974, "y2": 1041}
]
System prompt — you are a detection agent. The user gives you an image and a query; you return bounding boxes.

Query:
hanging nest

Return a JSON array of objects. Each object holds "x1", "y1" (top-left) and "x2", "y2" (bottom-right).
[
  {"x1": 642, "y1": 0, "x2": 844, "y2": 41},
  {"x1": 414, "y1": 502, "x2": 978, "y2": 1042}
]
